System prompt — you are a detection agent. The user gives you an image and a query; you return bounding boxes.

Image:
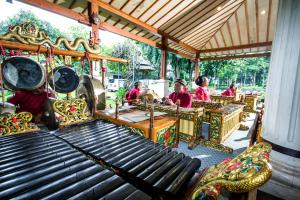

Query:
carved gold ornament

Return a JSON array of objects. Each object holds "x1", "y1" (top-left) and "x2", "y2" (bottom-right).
[
  {"x1": 53, "y1": 98, "x2": 92, "y2": 127},
  {"x1": 0, "y1": 22, "x2": 100, "y2": 54},
  {"x1": 190, "y1": 142, "x2": 272, "y2": 199},
  {"x1": 0, "y1": 112, "x2": 39, "y2": 136}
]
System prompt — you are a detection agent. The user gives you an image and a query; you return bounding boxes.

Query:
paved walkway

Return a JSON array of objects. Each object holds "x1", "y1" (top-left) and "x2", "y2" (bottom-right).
[{"x1": 176, "y1": 113, "x2": 255, "y2": 169}]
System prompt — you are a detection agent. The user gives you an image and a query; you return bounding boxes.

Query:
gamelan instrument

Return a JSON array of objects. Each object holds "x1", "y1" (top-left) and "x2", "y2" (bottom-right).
[
  {"x1": 48, "y1": 66, "x2": 79, "y2": 93},
  {"x1": 0, "y1": 118, "x2": 272, "y2": 199},
  {"x1": 1, "y1": 56, "x2": 46, "y2": 91},
  {"x1": 0, "y1": 130, "x2": 151, "y2": 200},
  {"x1": 76, "y1": 75, "x2": 106, "y2": 114},
  {"x1": 0, "y1": 102, "x2": 16, "y2": 115},
  {"x1": 139, "y1": 89, "x2": 160, "y2": 103}
]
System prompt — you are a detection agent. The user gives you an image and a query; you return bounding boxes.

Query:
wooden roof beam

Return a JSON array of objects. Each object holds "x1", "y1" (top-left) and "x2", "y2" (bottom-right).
[
  {"x1": 19, "y1": 0, "x2": 90, "y2": 25},
  {"x1": 17, "y1": 0, "x2": 160, "y2": 49},
  {"x1": 200, "y1": 52, "x2": 271, "y2": 61},
  {"x1": 93, "y1": 0, "x2": 198, "y2": 53},
  {"x1": 200, "y1": 42, "x2": 272, "y2": 53},
  {"x1": 99, "y1": 22, "x2": 161, "y2": 48},
  {"x1": 18, "y1": 0, "x2": 194, "y2": 59},
  {"x1": 167, "y1": 47, "x2": 195, "y2": 61},
  {"x1": 0, "y1": 40, "x2": 128, "y2": 63}
]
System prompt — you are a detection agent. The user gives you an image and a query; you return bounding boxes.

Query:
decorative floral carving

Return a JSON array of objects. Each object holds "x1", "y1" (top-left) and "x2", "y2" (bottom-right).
[
  {"x1": 0, "y1": 22, "x2": 100, "y2": 54},
  {"x1": 156, "y1": 124, "x2": 177, "y2": 147},
  {"x1": 190, "y1": 142, "x2": 272, "y2": 200},
  {"x1": 0, "y1": 112, "x2": 39, "y2": 136},
  {"x1": 53, "y1": 98, "x2": 92, "y2": 127}
]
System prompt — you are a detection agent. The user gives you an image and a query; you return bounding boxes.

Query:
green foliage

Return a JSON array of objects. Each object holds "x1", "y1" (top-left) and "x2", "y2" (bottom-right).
[
  {"x1": 116, "y1": 87, "x2": 128, "y2": 99},
  {"x1": 0, "y1": 10, "x2": 65, "y2": 41},
  {"x1": 137, "y1": 42, "x2": 161, "y2": 79},
  {"x1": 107, "y1": 40, "x2": 137, "y2": 74},
  {"x1": 201, "y1": 57, "x2": 270, "y2": 88}
]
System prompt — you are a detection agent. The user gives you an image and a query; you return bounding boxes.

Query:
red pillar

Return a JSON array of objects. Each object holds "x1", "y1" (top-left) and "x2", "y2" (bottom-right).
[{"x1": 89, "y1": 0, "x2": 100, "y2": 45}]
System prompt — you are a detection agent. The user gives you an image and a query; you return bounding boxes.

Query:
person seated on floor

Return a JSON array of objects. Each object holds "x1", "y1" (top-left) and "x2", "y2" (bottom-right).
[
  {"x1": 221, "y1": 83, "x2": 236, "y2": 97},
  {"x1": 164, "y1": 79, "x2": 192, "y2": 108},
  {"x1": 126, "y1": 81, "x2": 143, "y2": 105},
  {"x1": 194, "y1": 75, "x2": 211, "y2": 101},
  {"x1": 8, "y1": 84, "x2": 54, "y2": 123}
]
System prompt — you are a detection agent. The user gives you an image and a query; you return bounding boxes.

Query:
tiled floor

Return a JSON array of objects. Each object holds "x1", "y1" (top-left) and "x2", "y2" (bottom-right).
[{"x1": 176, "y1": 113, "x2": 255, "y2": 170}]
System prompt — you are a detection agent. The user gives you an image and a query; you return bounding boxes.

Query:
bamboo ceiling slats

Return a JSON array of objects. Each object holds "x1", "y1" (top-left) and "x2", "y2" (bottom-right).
[{"x1": 30, "y1": 0, "x2": 279, "y2": 60}]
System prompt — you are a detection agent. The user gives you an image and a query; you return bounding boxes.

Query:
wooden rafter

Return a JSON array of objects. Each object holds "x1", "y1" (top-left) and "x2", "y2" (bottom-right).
[
  {"x1": 99, "y1": 22, "x2": 160, "y2": 48},
  {"x1": 234, "y1": 12, "x2": 242, "y2": 44},
  {"x1": 120, "y1": 0, "x2": 131, "y2": 10},
  {"x1": 184, "y1": 8, "x2": 238, "y2": 44},
  {"x1": 129, "y1": 0, "x2": 145, "y2": 15},
  {"x1": 0, "y1": 40, "x2": 128, "y2": 63},
  {"x1": 179, "y1": 0, "x2": 244, "y2": 43},
  {"x1": 197, "y1": 1, "x2": 245, "y2": 50},
  {"x1": 169, "y1": 0, "x2": 228, "y2": 38},
  {"x1": 17, "y1": 0, "x2": 163, "y2": 50},
  {"x1": 152, "y1": 1, "x2": 193, "y2": 26},
  {"x1": 151, "y1": 0, "x2": 185, "y2": 26},
  {"x1": 255, "y1": 0, "x2": 259, "y2": 42},
  {"x1": 112, "y1": 19, "x2": 121, "y2": 26},
  {"x1": 266, "y1": 0, "x2": 272, "y2": 41},
  {"x1": 167, "y1": 47, "x2": 194, "y2": 60},
  {"x1": 200, "y1": 52, "x2": 271, "y2": 61},
  {"x1": 226, "y1": 22, "x2": 234, "y2": 46},
  {"x1": 159, "y1": 1, "x2": 205, "y2": 30},
  {"x1": 69, "y1": 0, "x2": 76, "y2": 9},
  {"x1": 200, "y1": 42, "x2": 272, "y2": 53},
  {"x1": 97, "y1": 1, "x2": 158, "y2": 34},
  {"x1": 244, "y1": 0, "x2": 250, "y2": 43},
  {"x1": 136, "y1": 0, "x2": 159, "y2": 19},
  {"x1": 104, "y1": 15, "x2": 112, "y2": 22},
  {"x1": 145, "y1": 0, "x2": 172, "y2": 23},
  {"x1": 20, "y1": 0, "x2": 90, "y2": 25},
  {"x1": 95, "y1": 0, "x2": 197, "y2": 52},
  {"x1": 190, "y1": 24, "x2": 225, "y2": 47}
]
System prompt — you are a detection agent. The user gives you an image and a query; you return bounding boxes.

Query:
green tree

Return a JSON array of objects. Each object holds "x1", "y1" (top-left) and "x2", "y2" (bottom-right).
[{"x1": 0, "y1": 10, "x2": 64, "y2": 41}]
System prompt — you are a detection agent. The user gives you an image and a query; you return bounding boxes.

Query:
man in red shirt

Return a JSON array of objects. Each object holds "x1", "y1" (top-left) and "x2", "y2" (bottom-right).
[
  {"x1": 165, "y1": 79, "x2": 192, "y2": 108},
  {"x1": 126, "y1": 81, "x2": 142, "y2": 105},
  {"x1": 222, "y1": 83, "x2": 236, "y2": 96},
  {"x1": 8, "y1": 85, "x2": 54, "y2": 123}
]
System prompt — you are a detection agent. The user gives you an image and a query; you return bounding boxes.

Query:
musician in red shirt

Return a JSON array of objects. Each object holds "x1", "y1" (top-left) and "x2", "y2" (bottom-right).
[
  {"x1": 126, "y1": 81, "x2": 142, "y2": 105},
  {"x1": 194, "y1": 75, "x2": 211, "y2": 101},
  {"x1": 222, "y1": 83, "x2": 236, "y2": 96},
  {"x1": 165, "y1": 79, "x2": 192, "y2": 108},
  {"x1": 8, "y1": 85, "x2": 54, "y2": 123}
]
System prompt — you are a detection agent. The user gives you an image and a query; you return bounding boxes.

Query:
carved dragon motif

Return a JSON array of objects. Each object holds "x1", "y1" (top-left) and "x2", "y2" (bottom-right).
[
  {"x1": 190, "y1": 142, "x2": 272, "y2": 199},
  {"x1": 0, "y1": 22, "x2": 101, "y2": 54}
]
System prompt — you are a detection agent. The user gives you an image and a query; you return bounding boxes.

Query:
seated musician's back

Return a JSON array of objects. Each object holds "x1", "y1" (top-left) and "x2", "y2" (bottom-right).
[{"x1": 194, "y1": 75, "x2": 211, "y2": 101}]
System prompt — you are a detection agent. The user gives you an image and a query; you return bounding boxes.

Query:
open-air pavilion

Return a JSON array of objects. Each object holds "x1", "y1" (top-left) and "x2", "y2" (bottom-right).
[{"x1": 0, "y1": 0, "x2": 299, "y2": 199}]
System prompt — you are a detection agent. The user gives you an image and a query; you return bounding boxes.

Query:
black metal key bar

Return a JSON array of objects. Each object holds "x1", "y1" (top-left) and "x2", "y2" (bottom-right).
[
  {"x1": 0, "y1": 131, "x2": 151, "y2": 200},
  {"x1": 55, "y1": 120, "x2": 201, "y2": 199}
]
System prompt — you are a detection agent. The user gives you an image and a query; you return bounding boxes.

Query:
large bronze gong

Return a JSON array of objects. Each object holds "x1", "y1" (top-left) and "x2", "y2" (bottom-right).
[
  {"x1": 48, "y1": 66, "x2": 79, "y2": 93},
  {"x1": 1, "y1": 56, "x2": 46, "y2": 91},
  {"x1": 44, "y1": 97, "x2": 59, "y2": 130},
  {"x1": 76, "y1": 75, "x2": 105, "y2": 115}
]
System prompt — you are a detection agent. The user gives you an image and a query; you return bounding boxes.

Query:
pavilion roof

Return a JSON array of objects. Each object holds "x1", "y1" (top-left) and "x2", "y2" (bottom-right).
[{"x1": 23, "y1": 0, "x2": 278, "y2": 60}]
